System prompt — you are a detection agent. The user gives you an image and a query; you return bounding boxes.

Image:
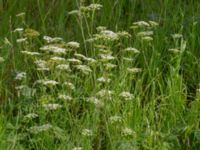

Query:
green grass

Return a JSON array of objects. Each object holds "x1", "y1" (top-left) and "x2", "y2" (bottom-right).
[{"x1": 0, "y1": 0, "x2": 200, "y2": 149}]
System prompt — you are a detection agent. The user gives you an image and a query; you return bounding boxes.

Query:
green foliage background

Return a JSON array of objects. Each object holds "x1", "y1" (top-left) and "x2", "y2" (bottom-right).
[{"x1": 0, "y1": 0, "x2": 200, "y2": 150}]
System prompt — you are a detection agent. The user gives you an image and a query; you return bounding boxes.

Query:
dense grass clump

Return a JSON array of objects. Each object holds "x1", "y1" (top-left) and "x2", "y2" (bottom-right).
[{"x1": 0, "y1": 0, "x2": 200, "y2": 150}]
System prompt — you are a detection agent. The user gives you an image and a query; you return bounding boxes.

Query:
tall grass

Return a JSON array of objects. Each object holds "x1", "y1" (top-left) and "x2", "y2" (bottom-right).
[{"x1": 0, "y1": 0, "x2": 200, "y2": 149}]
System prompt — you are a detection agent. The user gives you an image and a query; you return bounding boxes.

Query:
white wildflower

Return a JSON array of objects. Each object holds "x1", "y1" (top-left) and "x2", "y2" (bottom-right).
[
  {"x1": 58, "y1": 94, "x2": 72, "y2": 101},
  {"x1": 24, "y1": 113, "x2": 38, "y2": 120},
  {"x1": 16, "y1": 12, "x2": 25, "y2": 17},
  {"x1": 35, "y1": 79, "x2": 59, "y2": 86},
  {"x1": 43, "y1": 103, "x2": 62, "y2": 110},
  {"x1": 76, "y1": 65, "x2": 92, "y2": 75},
  {"x1": 68, "y1": 10, "x2": 79, "y2": 15},
  {"x1": 13, "y1": 28, "x2": 24, "y2": 33},
  {"x1": 16, "y1": 38, "x2": 27, "y2": 43},
  {"x1": 85, "y1": 37, "x2": 97, "y2": 43},
  {"x1": 109, "y1": 116, "x2": 122, "y2": 124},
  {"x1": 85, "y1": 57, "x2": 97, "y2": 65},
  {"x1": 29, "y1": 124, "x2": 52, "y2": 134},
  {"x1": 63, "y1": 82, "x2": 75, "y2": 90},
  {"x1": 34, "y1": 60, "x2": 47, "y2": 68},
  {"x1": 100, "y1": 30, "x2": 118, "y2": 41},
  {"x1": 96, "y1": 89, "x2": 114, "y2": 99},
  {"x1": 99, "y1": 54, "x2": 115, "y2": 62},
  {"x1": 15, "y1": 72, "x2": 26, "y2": 80},
  {"x1": 15, "y1": 85, "x2": 28, "y2": 90},
  {"x1": 40, "y1": 45, "x2": 66, "y2": 54},
  {"x1": 123, "y1": 57, "x2": 134, "y2": 62},
  {"x1": 74, "y1": 53, "x2": 87, "y2": 60},
  {"x1": 171, "y1": 34, "x2": 183, "y2": 39},
  {"x1": 42, "y1": 80, "x2": 59, "y2": 86},
  {"x1": 86, "y1": 97, "x2": 104, "y2": 108},
  {"x1": 67, "y1": 58, "x2": 82, "y2": 65},
  {"x1": 127, "y1": 68, "x2": 142, "y2": 74},
  {"x1": 50, "y1": 56, "x2": 66, "y2": 62},
  {"x1": 141, "y1": 36, "x2": 153, "y2": 42},
  {"x1": 21, "y1": 51, "x2": 40, "y2": 56},
  {"x1": 104, "y1": 63, "x2": 117, "y2": 70},
  {"x1": 56, "y1": 64, "x2": 71, "y2": 71},
  {"x1": 82, "y1": 129, "x2": 93, "y2": 137},
  {"x1": 149, "y1": 21, "x2": 159, "y2": 27},
  {"x1": 72, "y1": 147, "x2": 83, "y2": 150},
  {"x1": 37, "y1": 67, "x2": 50, "y2": 71},
  {"x1": 124, "y1": 47, "x2": 140, "y2": 54},
  {"x1": 96, "y1": 26, "x2": 107, "y2": 32},
  {"x1": 67, "y1": 41, "x2": 80, "y2": 49},
  {"x1": 168, "y1": 48, "x2": 180, "y2": 54},
  {"x1": 119, "y1": 91, "x2": 134, "y2": 101},
  {"x1": 88, "y1": 3, "x2": 103, "y2": 10},
  {"x1": 43, "y1": 36, "x2": 63, "y2": 43},
  {"x1": 97, "y1": 77, "x2": 111, "y2": 84},
  {"x1": 117, "y1": 31, "x2": 131, "y2": 38},
  {"x1": 137, "y1": 31, "x2": 153, "y2": 37},
  {"x1": 133, "y1": 21, "x2": 150, "y2": 27},
  {"x1": 122, "y1": 127, "x2": 135, "y2": 137}
]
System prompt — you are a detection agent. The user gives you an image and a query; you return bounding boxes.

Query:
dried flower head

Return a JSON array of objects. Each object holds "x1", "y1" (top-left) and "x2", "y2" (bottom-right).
[{"x1": 24, "y1": 28, "x2": 40, "y2": 38}]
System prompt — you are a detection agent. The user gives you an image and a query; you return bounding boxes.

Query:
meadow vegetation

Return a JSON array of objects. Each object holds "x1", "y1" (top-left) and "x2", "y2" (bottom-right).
[{"x1": 0, "y1": 0, "x2": 200, "y2": 149}]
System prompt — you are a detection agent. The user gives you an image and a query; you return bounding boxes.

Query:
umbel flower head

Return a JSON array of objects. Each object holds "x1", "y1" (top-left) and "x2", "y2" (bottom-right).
[
  {"x1": 43, "y1": 103, "x2": 62, "y2": 111},
  {"x1": 119, "y1": 91, "x2": 134, "y2": 101},
  {"x1": 82, "y1": 129, "x2": 93, "y2": 137},
  {"x1": 122, "y1": 127, "x2": 136, "y2": 137},
  {"x1": 15, "y1": 72, "x2": 26, "y2": 80},
  {"x1": 29, "y1": 124, "x2": 52, "y2": 134}
]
